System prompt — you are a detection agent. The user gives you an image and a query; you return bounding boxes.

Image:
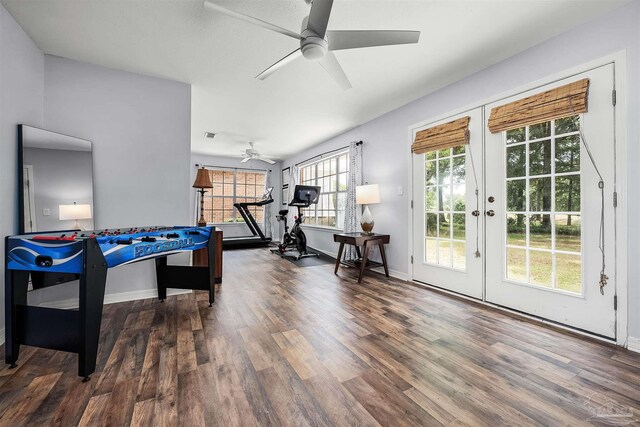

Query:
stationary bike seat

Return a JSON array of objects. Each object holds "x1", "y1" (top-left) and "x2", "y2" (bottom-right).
[{"x1": 279, "y1": 209, "x2": 289, "y2": 215}]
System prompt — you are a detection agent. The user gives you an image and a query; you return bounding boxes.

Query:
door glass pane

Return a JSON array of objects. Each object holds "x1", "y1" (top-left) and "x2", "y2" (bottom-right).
[
  {"x1": 438, "y1": 240, "x2": 451, "y2": 267},
  {"x1": 452, "y1": 184, "x2": 465, "y2": 211},
  {"x1": 529, "y1": 122, "x2": 551, "y2": 140},
  {"x1": 556, "y1": 254, "x2": 581, "y2": 292},
  {"x1": 426, "y1": 187, "x2": 437, "y2": 211},
  {"x1": 529, "y1": 140, "x2": 551, "y2": 176},
  {"x1": 453, "y1": 242, "x2": 466, "y2": 270},
  {"x1": 506, "y1": 127, "x2": 525, "y2": 144},
  {"x1": 503, "y1": 116, "x2": 582, "y2": 294},
  {"x1": 555, "y1": 176, "x2": 580, "y2": 212},
  {"x1": 507, "y1": 180, "x2": 526, "y2": 211},
  {"x1": 529, "y1": 177, "x2": 551, "y2": 212},
  {"x1": 426, "y1": 161, "x2": 436, "y2": 186},
  {"x1": 507, "y1": 247, "x2": 527, "y2": 282},
  {"x1": 426, "y1": 213, "x2": 438, "y2": 237},
  {"x1": 529, "y1": 214, "x2": 552, "y2": 250},
  {"x1": 555, "y1": 116, "x2": 579, "y2": 134},
  {"x1": 529, "y1": 250, "x2": 552, "y2": 287},
  {"x1": 452, "y1": 214, "x2": 465, "y2": 240},
  {"x1": 555, "y1": 135, "x2": 580, "y2": 173},
  {"x1": 438, "y1": 158, "x2": 451, "y2": 184},
  {"x1": 507, "y1": 214, "x2": 526, "y2": 246},
  {"x1": 555, "y1": 214, "x2": 581, "y2": 252},
  {"x1": 507, "y1": 145, "x2": 526, "y2": 178},
  {"x1": 440, "y1": 186, "x2": 452, "y2": 211},
  {"x1": 425, "y1": 238, "x2": 437, "y2": 263},
  {"x1": 438, "y1": 213, "x2": 450, "y2": 238}
]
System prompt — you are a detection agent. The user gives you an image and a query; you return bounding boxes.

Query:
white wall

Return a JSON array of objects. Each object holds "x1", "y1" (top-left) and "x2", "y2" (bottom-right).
[
  {"x1": 29, "y1": 55, "x2": 191, "y2": 303},
  {"x1": 0, "y1": 3, "x2": 44, "y2": 336},
  {"x1": 190, "y1": 153, "x2": 281, "y2": 240},
  {"x1": 281, "y1": 3, "x2": 640, "y2": 333}
]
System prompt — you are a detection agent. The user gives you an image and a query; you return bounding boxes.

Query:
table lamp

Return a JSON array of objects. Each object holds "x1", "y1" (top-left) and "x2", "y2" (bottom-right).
[
  {"x1": 356, "y1": 184, "x2": 380, "y2": 235},
  {"x1": 193, "y1": 166, "x2": 213, "y2": 226},
  {"x1": 59, "y1": 202, "x2": 92, "y2": 230}
]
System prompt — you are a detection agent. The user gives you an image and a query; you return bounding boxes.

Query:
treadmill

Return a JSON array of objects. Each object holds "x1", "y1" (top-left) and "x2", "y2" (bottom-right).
[{"x1": 223, "y1": 187, "x2": 274, "y2": 249}]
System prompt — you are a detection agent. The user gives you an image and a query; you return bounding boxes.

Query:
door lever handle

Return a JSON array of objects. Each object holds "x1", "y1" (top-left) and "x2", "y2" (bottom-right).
[{"x1": 485, "y1": 210, "x2": 495, "y2": 217}]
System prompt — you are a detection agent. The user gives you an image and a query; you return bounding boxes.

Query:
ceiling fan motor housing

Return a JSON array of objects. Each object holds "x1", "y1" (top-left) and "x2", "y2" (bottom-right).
[
  {"x1": 301, "y1": 36, "x2": 327, "y2": 61},
  {"x1": 300, "y1": 16, "x2": 327, "y2": 61}
]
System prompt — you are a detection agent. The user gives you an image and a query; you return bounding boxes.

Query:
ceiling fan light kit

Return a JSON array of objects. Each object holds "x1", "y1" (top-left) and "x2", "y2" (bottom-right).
[{"x1": 204, "y1": 0, "x2": 420, "y2": 90}]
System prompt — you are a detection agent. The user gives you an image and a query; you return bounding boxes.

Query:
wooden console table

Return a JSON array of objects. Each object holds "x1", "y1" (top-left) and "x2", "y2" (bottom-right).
[{"x1": 333, "y1": 232, "x2": 390, "y2": 283}]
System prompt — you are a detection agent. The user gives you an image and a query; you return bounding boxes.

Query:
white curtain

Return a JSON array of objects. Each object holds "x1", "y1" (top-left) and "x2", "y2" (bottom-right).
[
  {"x1": 287, "y1": 165, "x2": 299, "y2": 224},
  {"x1": 343, "y1": 141, "x2": 363, "y2": 260},
  {"x1": 264, "y1": 169, "x2": 272, "y2": 238}
]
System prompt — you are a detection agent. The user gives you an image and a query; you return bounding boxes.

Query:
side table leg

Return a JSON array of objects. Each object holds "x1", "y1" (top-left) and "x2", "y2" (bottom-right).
[
  {"x1": 334, "y1": 242, "x2": 345, "y2": 275},
  {"x1": 379, "y1": 243, "x2": 390, "y2": 277}
]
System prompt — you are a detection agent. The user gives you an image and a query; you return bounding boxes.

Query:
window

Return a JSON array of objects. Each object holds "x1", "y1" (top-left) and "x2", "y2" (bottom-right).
[
  {"x1": 504, "y1": 115, "x2": 582, "y2": 293},
  {"x1": 425, "y1": 146, "x2": 466, "y2": 270},
  {"x1": 299, "y1": 152, "x2": 349, "y2": 228},
  {"x1": 202, "y1": 169, "x2": 266, "y2": 224}
]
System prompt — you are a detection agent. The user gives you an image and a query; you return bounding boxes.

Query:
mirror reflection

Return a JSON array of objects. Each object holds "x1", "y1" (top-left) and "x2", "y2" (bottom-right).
[{"x1": 20, "y1": 125, "x2": 94, "y2": 233}]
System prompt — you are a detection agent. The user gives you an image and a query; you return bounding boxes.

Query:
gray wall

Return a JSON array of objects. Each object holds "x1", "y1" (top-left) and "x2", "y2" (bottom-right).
[
  {"x1": 29, "y1": 55, "x2": 192, "y2": 303},
  {"x1": 190, "y1": 153, "x2": 281, "y2": 239},
  {"x1": 0, "y1": 4, "x2": 44, "y2": 336},
  {"x1": 282, "y1": 2, "x2": 640, "y2": 334},
  {"x1": 23, "y1": 147, "x2": 93, "y2": 231}
]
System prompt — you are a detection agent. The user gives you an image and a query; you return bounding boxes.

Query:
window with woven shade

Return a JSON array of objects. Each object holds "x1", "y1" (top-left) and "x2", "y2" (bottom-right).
[
  {"x1": 488, "y1": 78, "x2": 589, "y2": 133},
  {"x1": 412, "y1": 116, "x2": 470, "y2": 154}
]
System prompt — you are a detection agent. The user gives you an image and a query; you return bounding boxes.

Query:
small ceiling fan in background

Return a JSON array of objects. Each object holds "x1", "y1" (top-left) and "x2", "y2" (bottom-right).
[
  {"x1": 241, "y1": 142, "x2": 276, "y2": 164},
  {"x1": 204, "y1": 0, "x2": 420, "y2": 90}
]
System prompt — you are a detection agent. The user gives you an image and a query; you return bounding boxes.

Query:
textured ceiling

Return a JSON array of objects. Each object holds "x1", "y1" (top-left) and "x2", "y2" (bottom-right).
[{"x1": 2, "y1": 0, "x2": 627, "y2": 160}]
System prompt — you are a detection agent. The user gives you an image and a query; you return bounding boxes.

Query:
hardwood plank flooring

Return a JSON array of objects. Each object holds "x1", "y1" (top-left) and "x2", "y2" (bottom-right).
[{"x1": 1, "y1": 248, "x2": 639, "y2": 426}]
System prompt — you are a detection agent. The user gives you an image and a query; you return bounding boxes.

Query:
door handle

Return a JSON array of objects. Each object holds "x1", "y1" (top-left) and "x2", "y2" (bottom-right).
[{"x1": 485, "y1": 210, "x2": 495, "y2": 217}]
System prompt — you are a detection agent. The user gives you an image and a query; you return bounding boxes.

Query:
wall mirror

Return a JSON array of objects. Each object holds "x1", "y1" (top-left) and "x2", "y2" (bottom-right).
[{"x1": 19, "y1": 125, "x2": 95, "y2": 233}]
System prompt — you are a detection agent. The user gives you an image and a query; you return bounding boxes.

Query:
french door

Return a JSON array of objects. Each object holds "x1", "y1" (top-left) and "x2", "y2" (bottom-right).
[
  {"x1": 412, "y1": 64, "x2": 617, "y2": 338},
  {"x1": 485, "y1": 64, "x2": 616, "y2": 338},
  {"x1": 412, "y1": 108, "x2": 484, "y2": 298}
]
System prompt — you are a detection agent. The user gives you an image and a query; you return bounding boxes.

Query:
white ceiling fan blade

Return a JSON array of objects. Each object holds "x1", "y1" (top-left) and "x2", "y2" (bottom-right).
[
  {"x1": 306, "y1": 0, "x2": 333, "y2": 38},
  {"x1": 318, "y1": 52, "x2": 352, "y2": 90},
  {"x1": 256, "y1": 48, "x2": 302, "y2": 80},
  {"x1": 327, "y1": 30, "x2": 420, "y2": 51},
  {"x1": 256, "y1": 156, "x2": 276, "y2": 165},
  {"x1": 240, "y1": 157, "x2": 251, "y2": 163},
  {"x1": 204, "y1": 1, "x2": 301, "y2": 40}
]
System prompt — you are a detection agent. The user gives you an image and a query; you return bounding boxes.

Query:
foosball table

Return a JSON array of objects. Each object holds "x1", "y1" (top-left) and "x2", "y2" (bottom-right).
[{"x1": 5, "y1": 225, "x2": 218, "y2": 381}]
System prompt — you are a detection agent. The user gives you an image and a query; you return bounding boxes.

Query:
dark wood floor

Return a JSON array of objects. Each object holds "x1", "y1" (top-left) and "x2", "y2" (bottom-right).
[{"x1": 1, "y1": 248, "x2": 639, "y2": 426}]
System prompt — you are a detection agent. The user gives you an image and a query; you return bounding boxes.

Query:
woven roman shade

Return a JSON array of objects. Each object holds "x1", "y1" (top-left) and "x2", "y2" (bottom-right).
[
  {"x1": 412, "y1": 116, "x2": 470, "y2": 155},
  {"x1": 488, "y1": 78, "x2": 589, "y2": 133}
]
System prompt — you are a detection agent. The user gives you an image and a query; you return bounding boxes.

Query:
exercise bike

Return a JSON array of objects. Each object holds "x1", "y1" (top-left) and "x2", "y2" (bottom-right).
[{"x1": 272, "y1": 185, "x2": 320, "y2": 260}]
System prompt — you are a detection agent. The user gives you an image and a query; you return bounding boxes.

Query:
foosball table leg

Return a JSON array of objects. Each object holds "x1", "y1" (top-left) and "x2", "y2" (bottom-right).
[
  {"x1": 155, "y1": 256, "x2": 168, "y2": 303},
  {"x1": 78, "y1": 240, "x2": 108, "y2": 380},
  {"x1": 4, "y1": 266, "x2": 29, "y2": 369}
]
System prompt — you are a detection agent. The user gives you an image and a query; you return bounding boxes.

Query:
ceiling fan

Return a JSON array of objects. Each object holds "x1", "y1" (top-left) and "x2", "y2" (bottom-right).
[
  {"x1": 204, "y1": 0, "x2": 420, "y2": 90},
  {"x1": 241, "y1": 142, "x2": 276, "y2": 164}
]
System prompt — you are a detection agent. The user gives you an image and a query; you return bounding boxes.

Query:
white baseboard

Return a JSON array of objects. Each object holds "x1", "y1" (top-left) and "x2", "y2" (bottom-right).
[
  {"x1": 628, "y1": 336, "x2": 640, "y2": 353},
  {"x1": 0, "y1": 327, "x2": 4, "y2": 346},
  {"x1": 37, "y1": 288, "x2": 192, "y2": 310},
  {"x1": 308, "y1": 246, "x2": 409, "y2": 281}
]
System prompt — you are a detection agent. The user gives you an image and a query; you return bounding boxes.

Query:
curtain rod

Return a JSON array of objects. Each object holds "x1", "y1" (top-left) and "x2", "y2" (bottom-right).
[
  {"x1": 294, "y1": 140, "x2": 362, "y2": 168},
  {"x1": 195, "y1": 163, "x2": 271, "y2": 173}
]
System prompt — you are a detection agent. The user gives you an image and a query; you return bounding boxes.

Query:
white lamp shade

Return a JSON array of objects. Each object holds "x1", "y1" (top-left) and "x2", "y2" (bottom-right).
[
  {"x1": 59, "y1": 204, "x2": 92, "y2": 220},
  {"x1": 356, "y1": 184, "x2": 380, "y2": 205}
]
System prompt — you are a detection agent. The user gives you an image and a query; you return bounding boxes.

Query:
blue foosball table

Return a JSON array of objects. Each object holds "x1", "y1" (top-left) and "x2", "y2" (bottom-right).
[{"x1": 5, "y1": 225, "x2": 217, "y2": 381}]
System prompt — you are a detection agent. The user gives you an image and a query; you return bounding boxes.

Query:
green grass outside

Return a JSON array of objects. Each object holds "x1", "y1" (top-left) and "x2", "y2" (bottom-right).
[{"x1": 428, "y1": 225, "x2": 582, "y2": 293}]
